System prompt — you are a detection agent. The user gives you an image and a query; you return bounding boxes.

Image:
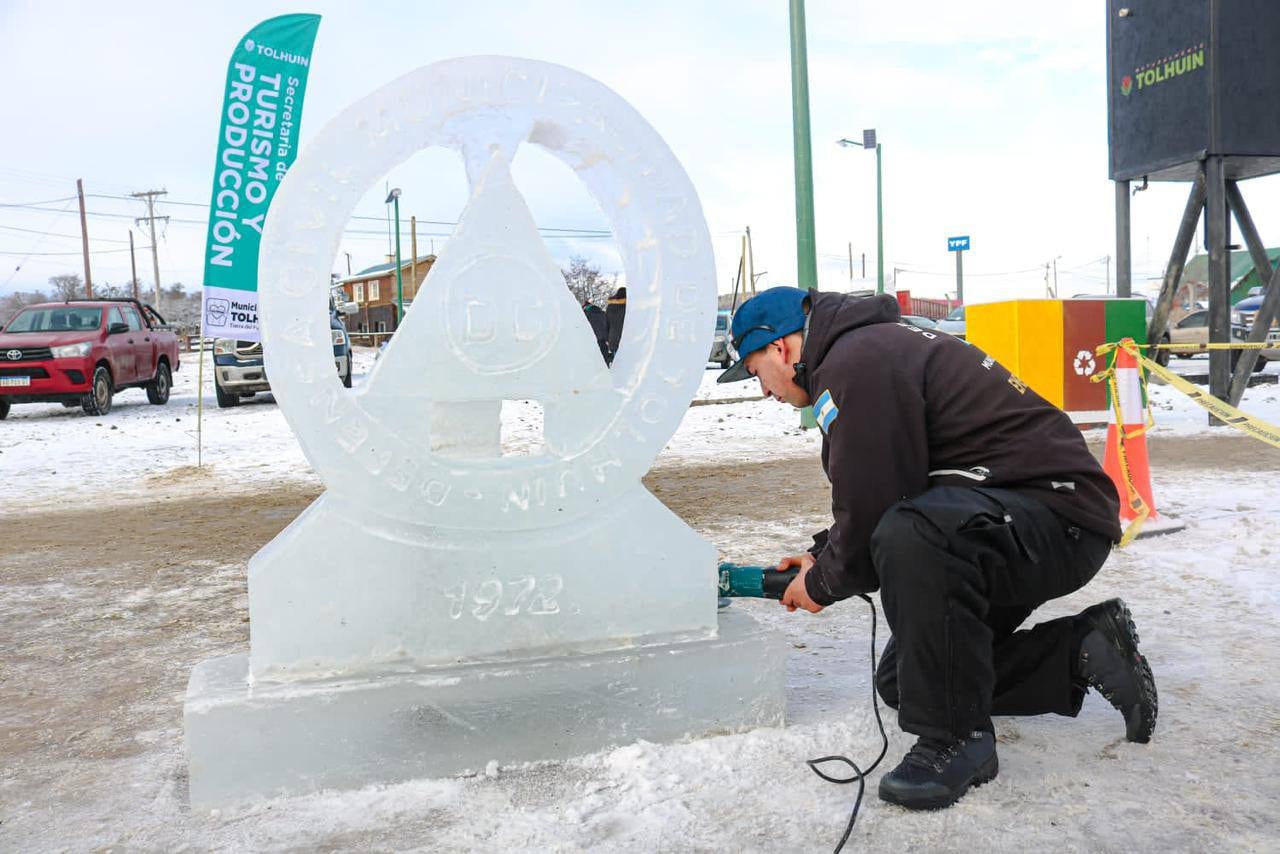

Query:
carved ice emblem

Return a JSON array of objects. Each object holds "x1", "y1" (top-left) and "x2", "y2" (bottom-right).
[{"x1": 252, "y1": 57, "x2": 717, "y2": 680}]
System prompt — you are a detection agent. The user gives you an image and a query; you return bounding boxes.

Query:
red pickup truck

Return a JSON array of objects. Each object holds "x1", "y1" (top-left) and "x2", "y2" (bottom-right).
[{"x1": 0, "y1": 299, "x2": 181, "y2": 418}]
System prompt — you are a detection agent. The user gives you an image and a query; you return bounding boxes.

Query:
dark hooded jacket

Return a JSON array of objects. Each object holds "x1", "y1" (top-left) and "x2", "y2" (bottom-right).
[
  {"x1": 800, "y1": 292, "x2": 1121, "y2": 606},
  {"x1": 583, "y1": 303, "x2": 610, "y2": 363},
  {"x1": 605, "y1": 287, "x2": 627, "y2": 362}
]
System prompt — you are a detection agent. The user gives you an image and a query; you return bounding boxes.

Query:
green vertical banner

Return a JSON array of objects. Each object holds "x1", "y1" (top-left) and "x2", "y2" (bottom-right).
[{"x1": 202, "y1": 14, "x2": 321, "y2": 342}]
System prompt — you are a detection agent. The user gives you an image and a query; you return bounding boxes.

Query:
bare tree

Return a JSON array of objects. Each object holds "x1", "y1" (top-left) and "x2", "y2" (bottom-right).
[
  {"x1": 0, "y1": 289, "x2": 49, "y2": 325},
  {"x1": 48, "y1": 273, "x2": 84, "y2": 301},
  {"x1": 91, "y1": 282, "x2": 126, "y2": 299},
  {"x1": 562, "y1": 256, "x2": 616, "y2": 308}
]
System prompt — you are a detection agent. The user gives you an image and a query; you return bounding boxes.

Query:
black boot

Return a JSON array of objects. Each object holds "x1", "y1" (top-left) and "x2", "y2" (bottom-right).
[
  {"x1": 878, "y1": 730, "x2": 998, "y2": 810},
  {"x1": 1075, "y1": 598, "x2": 1158, "y2": 743}
]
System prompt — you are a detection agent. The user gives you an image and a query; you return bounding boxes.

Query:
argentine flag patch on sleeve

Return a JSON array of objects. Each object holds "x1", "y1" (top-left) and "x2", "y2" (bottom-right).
[{"x1": 814, "y1": 389, "x2": 839, "y2": 433}]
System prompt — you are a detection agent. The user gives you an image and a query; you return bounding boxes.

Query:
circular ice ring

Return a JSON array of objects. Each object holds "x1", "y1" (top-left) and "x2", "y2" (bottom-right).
[{"x1": 258, "y1": 57, "x2": 715, "y2": 529}]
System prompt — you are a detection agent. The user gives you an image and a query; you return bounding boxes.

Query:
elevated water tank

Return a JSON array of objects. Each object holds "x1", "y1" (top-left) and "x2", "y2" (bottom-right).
[{"x1": 1108, "y1": 0, "x2": 1280, "y2": 181}]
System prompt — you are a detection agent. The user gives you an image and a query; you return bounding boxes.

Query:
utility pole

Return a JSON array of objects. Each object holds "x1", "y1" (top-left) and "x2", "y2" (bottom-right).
[
  {"x1": 76, "y1": 179, "x2": 93, "y2": 298},
  {"x1": 862, "y1": 252, "x2": 866, "y2": 279},
  {"x1": 344, "y1": 251, "x2": 352, "y2": 276},
  {"x1": 1053, "y1": 257, "x2": 1059, "y2": 297},
  {"x1": 732, "y1": 244, "x2": 746, "y2": 309},
  {"x1": 132, "y1": 189, "x2": 169, "y2": 312},
  {"x1": 129, "y1": 231, "x2": 139, "y2": 300},
  {"x1": 1105, "y1": 254, "x2": 1112, "y2": 295},
  {"x1": 386, "y1": 188, "x2": 404, "y2": 324},
  {"x1": 848, "y1": 241, "x2": 853, "y2": 281},
  {"x1": 746, "y1": 225, "x2": 757, "y2": 295},
  {"x1": 410, "y1": 215, "x2": 419, "y2": 303},
  {"x1": 875, "y1": 141, "x2": 884, "y2": 294}
]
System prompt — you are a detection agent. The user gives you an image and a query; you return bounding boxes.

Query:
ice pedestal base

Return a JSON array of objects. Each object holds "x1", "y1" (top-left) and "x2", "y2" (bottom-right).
[{"x1": 184, "y1": 609, "x2": 786, "y2": 807}]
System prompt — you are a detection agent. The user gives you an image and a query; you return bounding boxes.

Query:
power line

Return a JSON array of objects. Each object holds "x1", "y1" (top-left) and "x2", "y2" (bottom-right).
[
  {"x1": 0, "y1": 195, "x2": 77, "y2": 208},
  {"x1": 5, "y1": 194, "x2": 749, "y2": 241},
  {"x1": 86, "y1": 192, "x2": 206, "y2": 208},
  {"x1": 3, "y1": 204, "x2": 147, "y2": 220},
  {"x1": 4, "y1": 204, "x2": 619, "y2": 240},
  {"x1": 83, "y1": 191, "x2": 615, "y2": 236},
  {"x1": 0, "y1": 247, "x2": 133, "y2": 256},
  {"x1": 1058, "y1": 256, "x2": 1111, "y2": 273},
  {"x1": 0, "y1": 167, "x2": 138, "y2": 197},
  {"x1": 1, "y1": 199, "x2": 78, "y2": 290},
  {"x1": 0, "y1": 223, "x2": 132, "y2": 243},
  {"x1": 894, "y1": 265, "x2": 1044, "y2": 278}
]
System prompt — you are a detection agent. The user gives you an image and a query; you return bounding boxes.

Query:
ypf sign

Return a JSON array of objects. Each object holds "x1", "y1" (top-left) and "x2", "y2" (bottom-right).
[{"x1": 948, "y1": 235, "x2": 970, "y2": 302}]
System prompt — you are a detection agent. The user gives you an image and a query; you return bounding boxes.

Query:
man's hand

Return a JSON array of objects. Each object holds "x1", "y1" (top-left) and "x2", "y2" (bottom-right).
[{"x1": 777, "y1": 553, "x2": 823, "y2": 614}]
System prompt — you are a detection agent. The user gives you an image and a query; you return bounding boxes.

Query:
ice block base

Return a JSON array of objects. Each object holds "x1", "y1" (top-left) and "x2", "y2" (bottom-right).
[{"x1": 184, "y1": 609, "x2": 786, "y2": 807}]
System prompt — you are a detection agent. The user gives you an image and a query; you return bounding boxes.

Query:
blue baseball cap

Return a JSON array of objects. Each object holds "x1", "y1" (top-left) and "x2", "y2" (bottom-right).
[{"x1": 716, "y1": 286, "x2": 809, "y2": 384}]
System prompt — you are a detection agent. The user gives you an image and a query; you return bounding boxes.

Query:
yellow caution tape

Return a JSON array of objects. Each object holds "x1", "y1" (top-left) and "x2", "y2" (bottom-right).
[
  {"x1": 1099, "y1": 339, "x2": 1280, "y2": 448},
  {"x1": 1088, "y1": 345, "x2": 1152, "y2": 546},
  {"x1": 1148, "y1": 341, "x2": 1280, "y2": 351},
  {"x1": 1091, "y1": 338, "x2": 1280, "y2": 545}
]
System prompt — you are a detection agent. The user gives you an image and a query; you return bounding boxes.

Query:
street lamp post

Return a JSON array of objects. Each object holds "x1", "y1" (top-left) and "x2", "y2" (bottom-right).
[
  {"x1": 385, "y1": 187, "x2": 404, "y2": 326},
  {"x1": 837, "y1": 130, "x2": 884, "y2": 293},
  {"x1": 790, "y1": 0, "x2": 819, "y2": 431},
  {"x1": 875, "y1": 140, "x2": 883, "y2": 294}
]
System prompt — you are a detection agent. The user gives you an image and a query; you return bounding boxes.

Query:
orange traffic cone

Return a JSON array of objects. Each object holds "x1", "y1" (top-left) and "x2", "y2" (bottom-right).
[{"x1": 1102, "y1": 339, "x2": 1157, "y2": 525}]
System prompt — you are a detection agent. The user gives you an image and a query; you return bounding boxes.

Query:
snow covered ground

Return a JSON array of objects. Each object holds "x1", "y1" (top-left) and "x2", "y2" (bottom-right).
[
  {"x1": 0, "y1": 347, "x2": 809, "y2": 508},
  {"x1": 0, "y1": 348, "x2": 1275, "y2": 508},
  {"x1": 2, "y1": 349, "x2": 1279, "y2": 851}
]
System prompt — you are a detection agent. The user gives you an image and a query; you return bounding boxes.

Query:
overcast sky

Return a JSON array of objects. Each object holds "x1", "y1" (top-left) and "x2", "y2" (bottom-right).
[{"x1": 3, "y1": 0, "x2": 1277, "y2": 304}]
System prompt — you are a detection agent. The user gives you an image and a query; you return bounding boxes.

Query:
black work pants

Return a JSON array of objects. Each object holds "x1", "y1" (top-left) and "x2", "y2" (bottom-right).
[{"x1": 871, "y1": 486, "x2": 1112, "y2": 741}]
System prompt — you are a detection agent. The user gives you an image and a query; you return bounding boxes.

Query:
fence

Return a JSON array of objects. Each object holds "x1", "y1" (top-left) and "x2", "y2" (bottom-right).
[{"x1": 898, "y1": 294, "x2": 956, "y2": 321}]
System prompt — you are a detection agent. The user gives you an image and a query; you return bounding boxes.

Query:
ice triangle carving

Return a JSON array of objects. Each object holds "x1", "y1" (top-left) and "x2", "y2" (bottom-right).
[{"x1": 360, "y1": 148, "x2": 614, "y2": 457}]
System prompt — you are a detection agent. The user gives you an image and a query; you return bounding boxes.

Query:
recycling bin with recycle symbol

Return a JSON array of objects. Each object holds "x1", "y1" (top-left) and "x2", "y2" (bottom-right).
[{"x1": 966, "y1": 298, "x2": 1147, "y2": 423}]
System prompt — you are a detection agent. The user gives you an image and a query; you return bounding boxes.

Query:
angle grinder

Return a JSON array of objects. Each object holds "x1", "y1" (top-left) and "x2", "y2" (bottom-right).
[{"x1": 718, "y1": 562, "x2": 800, "y2": 601}]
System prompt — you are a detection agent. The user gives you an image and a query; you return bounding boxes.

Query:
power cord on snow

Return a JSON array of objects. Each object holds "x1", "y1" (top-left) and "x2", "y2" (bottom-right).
[{"x1": 805, "y1": 593, "x2": 889, "y2": 854}]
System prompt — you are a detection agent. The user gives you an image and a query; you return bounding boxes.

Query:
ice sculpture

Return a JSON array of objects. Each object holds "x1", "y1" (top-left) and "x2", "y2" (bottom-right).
[{"x1": 184, "y1": 56, "x2": 786, "y2": 806}]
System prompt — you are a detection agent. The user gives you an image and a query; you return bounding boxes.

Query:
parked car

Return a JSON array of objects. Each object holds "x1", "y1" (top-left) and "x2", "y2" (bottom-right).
[
  {"x1": 709, "y1": 309, "x2": 733, "y2": 368},
  {"x1": 213, "y1": 296, "x2": 356, "y2": 408},
  {"x1": 1232, "y1": 287, "x2": 1272, "y2": 333},
  {"x1": 901, "y1": 314, "x2": 940, "y2": 330},
  {"x1": 936, "y1": 305, "x2": 966, "y2": 339},
  {"x1": 0, "y1": 298, "x2": 180, "y2": 419},
  {"x1": 1155, "y1": 308, "x2": 1269, "y2": 371}
]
